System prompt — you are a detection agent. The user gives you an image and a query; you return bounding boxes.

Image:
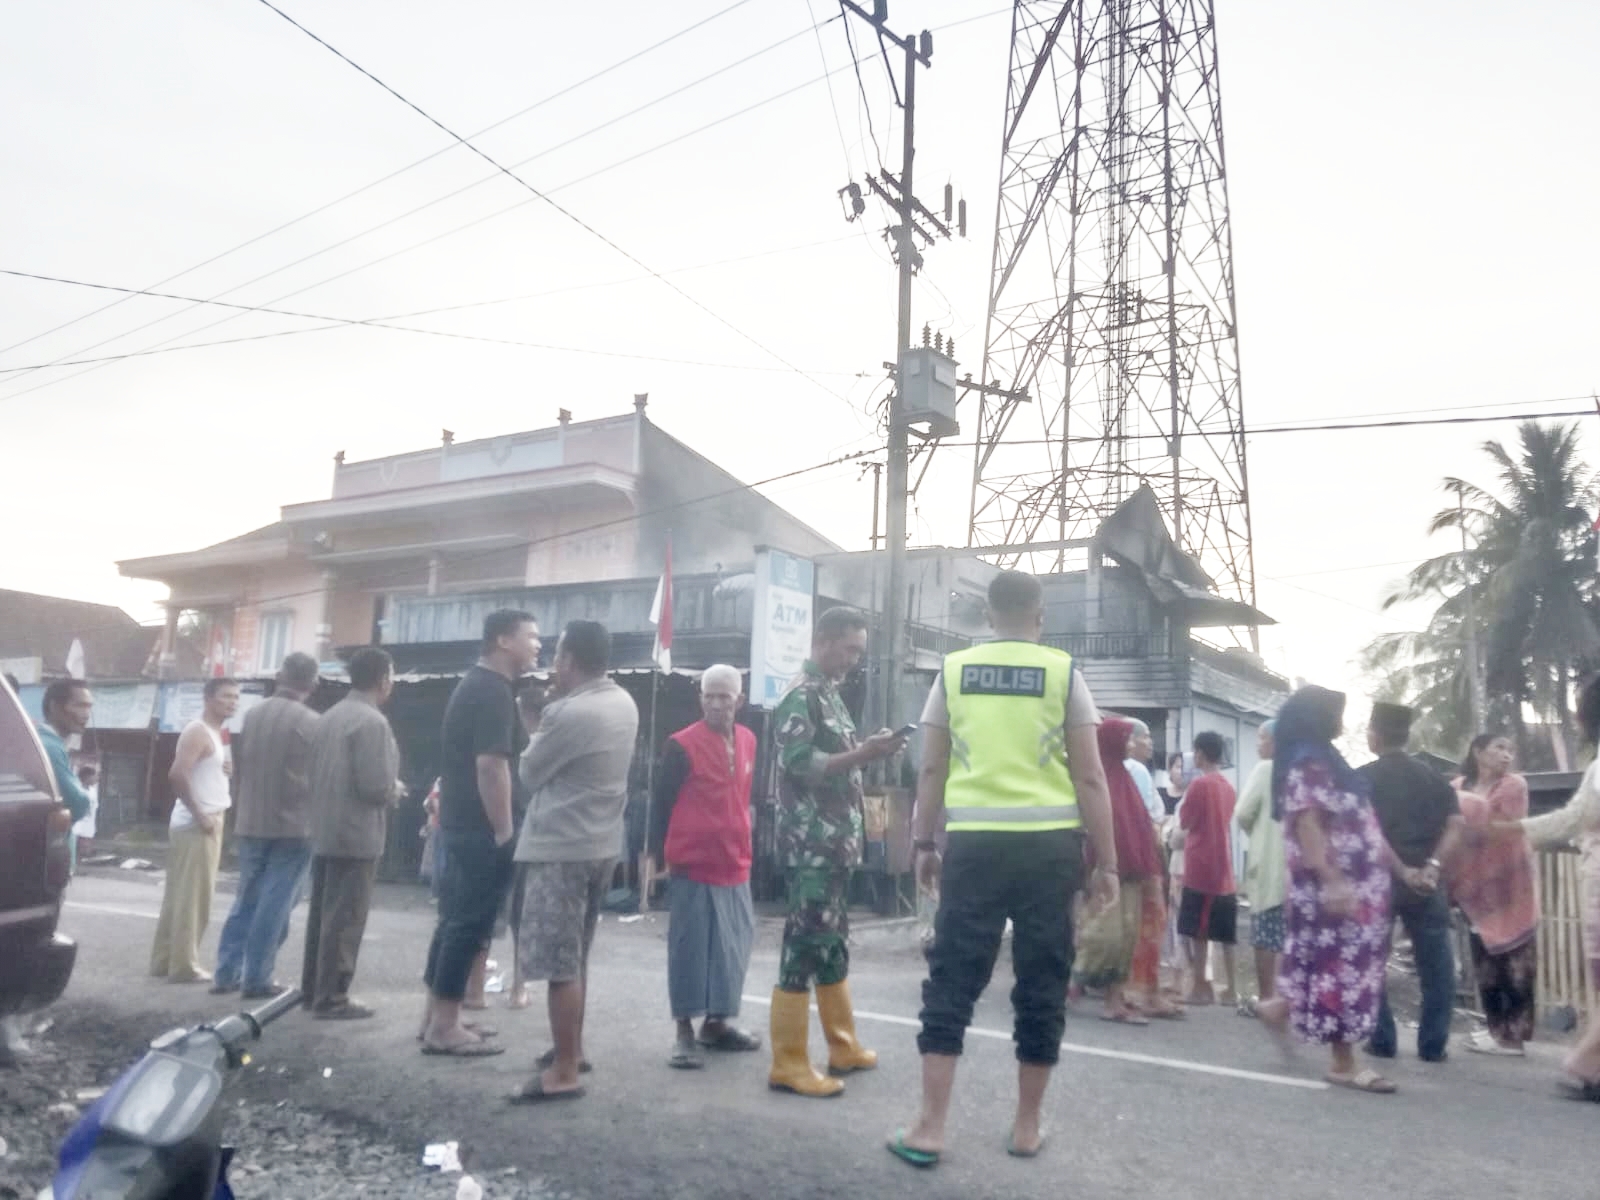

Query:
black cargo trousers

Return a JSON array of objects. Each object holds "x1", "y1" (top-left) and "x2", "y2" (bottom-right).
[{"x1": 916, "y1": 827, "x2": 1084, "y2": 1065}]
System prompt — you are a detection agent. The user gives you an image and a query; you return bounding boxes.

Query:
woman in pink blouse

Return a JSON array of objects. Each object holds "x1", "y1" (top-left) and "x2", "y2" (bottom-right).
[{"x1": 1450, "y1": 734, "x2": 1539, "y2": 1056}]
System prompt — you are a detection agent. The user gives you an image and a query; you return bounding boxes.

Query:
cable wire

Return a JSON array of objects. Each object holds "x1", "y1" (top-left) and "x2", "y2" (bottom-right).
[
  {"x1": 0, "y1": 250, "x2": 869, "y2": 377},
  {"x1": 0, "y1": 28, "x2": 871, "y2": 405},
  {"x1": 1, "y1": 6, "x2": 1015, "y2": 404},
  {"x1": 840, "y1": 7, "x2": 886, "y2": 167},
  {"x1": 0, "y1": 9, "x2": 842, "y2": 390},
  {"x1": 250, "y1": 0, "x2": 845, "y2": 402},
  {"x1": 0, "y1": 0, "x2": 760, "y2": 360}
]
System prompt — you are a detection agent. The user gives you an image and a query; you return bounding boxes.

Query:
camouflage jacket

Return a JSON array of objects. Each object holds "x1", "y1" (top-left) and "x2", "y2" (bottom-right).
[{"x1": 772, "y1": 660, "x2": 863, "y2": 870}]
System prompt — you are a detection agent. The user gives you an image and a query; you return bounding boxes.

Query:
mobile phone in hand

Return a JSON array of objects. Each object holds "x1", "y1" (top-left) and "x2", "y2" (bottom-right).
[{"x1": 894, "y1": 723, "x2": 918, "y2": 739}]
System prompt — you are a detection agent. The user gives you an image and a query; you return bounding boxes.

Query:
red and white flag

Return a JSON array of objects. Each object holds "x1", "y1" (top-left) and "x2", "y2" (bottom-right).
[{"x1": 649, "y1": 539, "x2": 673, "y2": 674}]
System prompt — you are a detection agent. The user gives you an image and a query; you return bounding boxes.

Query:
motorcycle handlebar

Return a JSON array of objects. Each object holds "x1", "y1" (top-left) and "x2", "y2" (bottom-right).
[
  {"x1": 247, "y1": 988, "x2": 303, "y2": 1030},
  {"x1": 209, "y1": 988, "x2": 303, "y2": 1053}
]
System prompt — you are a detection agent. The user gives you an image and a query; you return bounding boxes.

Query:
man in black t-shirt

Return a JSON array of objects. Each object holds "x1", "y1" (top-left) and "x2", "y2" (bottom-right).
[
  {"x1": 420, "y1": 609, "x2": 541, "y2": 1056},
  {"x1": 1357, "y1": 701, "x2": 1463, "y2": 1063}
]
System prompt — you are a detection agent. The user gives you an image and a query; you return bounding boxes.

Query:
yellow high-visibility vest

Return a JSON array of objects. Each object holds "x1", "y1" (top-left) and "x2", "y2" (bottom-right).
[{"x1": 942, "y1": 640, "x2": 1080, "y2": 833}]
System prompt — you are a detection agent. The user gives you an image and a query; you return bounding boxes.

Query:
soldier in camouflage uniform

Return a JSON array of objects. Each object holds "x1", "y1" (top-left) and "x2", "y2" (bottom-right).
[{"x1": 766, "y1": 607, "x2": 905, "y2": 1098}]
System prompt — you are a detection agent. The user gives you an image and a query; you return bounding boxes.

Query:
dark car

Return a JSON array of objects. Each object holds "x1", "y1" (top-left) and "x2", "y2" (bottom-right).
[{"x1": 0, "y1": 678, "x2": 77, "y2": 1018}]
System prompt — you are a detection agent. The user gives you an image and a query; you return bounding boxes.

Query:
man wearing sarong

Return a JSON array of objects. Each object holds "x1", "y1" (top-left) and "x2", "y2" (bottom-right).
[{"x1": 648, "y1": 665, "x2": 762, "y2": 1070}]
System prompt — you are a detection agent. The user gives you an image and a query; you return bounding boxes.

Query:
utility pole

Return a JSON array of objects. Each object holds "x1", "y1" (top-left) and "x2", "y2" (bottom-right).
[{"x1": 840, "y1": 1, "x2": 934, "y2": 736}]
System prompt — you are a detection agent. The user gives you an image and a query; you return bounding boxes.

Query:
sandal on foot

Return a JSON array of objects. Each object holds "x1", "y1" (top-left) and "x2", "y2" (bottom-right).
[
  {"x1": 886, "y1": 1130, "x2": 939, "y2": 1169},
  {"x1": 314, "y1": 1002, "x2": 377, "y2": 1021},
  {"x1": 421, "y1": 1038, "x2": 505, "y2": 1058},
  {"x1": 1100, "y1": 1011, "x2": 1150, "y2": 1026},
  {"x1": 1006, "y1": 1134, "x2": 1047, "y2": 1159},
  {"x1": 668, "y1": 1040, "x2": 705, "y2": 1070},
  {"x1": 1326, "y1": 1068, "x2": 1396, "y2": 1094},
  {"x1": 1556, "y1": 1077, "x2": 1600, "y2": 1102},
  {"x1": 697, "y1": 1025, "x2": 762, "y2": 1052},
  {"x1": 1237, "y1": 997, "x2": 1260, "y2": 1018},
  {"x1": 416, "y1": 1021, "x2": 497, "y2": 1042},
  {"x1": 535, "y1": 1048, "x2": 593, "y2": 1074},
  {"x1": 507, "y1": 1077, "x2": 586, "y2": 1104}
]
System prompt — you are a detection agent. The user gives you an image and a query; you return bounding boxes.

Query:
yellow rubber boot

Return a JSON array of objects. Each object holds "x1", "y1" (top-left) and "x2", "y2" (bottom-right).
[
  {"x1": 816, "y1": 979, "x2": 878, "y2": 1074},
  {"x1": 767, "y1": 988, "x2": 844, "y2": 1098}
]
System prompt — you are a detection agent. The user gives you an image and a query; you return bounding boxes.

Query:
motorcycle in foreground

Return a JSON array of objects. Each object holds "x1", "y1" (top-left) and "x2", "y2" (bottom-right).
[{"x1": 41, "y1": 987, "x2": 302, "y2": 1200}]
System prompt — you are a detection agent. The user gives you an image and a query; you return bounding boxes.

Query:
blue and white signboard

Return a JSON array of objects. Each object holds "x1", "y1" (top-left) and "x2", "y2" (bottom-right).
[{"x1": 750, "y1": 549, "x2": 816, "y2": 709}]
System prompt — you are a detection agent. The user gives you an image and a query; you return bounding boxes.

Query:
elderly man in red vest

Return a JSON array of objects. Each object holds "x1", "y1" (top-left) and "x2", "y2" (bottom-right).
[{"x1": 647, "y1": 664, "x2": 763, "y2": 1070}]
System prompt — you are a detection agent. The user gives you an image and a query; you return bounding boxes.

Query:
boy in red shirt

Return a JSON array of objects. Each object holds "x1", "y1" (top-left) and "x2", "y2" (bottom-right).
[{"x1": 1177, "y1": 731, "x2": 1238, "y2": 1005}]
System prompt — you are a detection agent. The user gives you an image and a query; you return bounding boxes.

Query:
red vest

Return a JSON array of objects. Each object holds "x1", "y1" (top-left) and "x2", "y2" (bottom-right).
[{"x1": 663, "y1": 720, "x2": 756, "y2": 887}]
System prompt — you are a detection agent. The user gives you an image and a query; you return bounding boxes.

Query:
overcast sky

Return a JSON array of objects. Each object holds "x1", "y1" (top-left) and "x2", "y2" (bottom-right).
[{"x1": 3, "y1": 0, "x2": 1597, "y2": 706}]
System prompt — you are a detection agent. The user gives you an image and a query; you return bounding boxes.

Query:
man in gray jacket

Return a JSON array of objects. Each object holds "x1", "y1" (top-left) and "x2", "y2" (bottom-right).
[
  {"x1": 302, "y1": 647, "x2": 404, "y2": 1019},
  {"x1": 211, "y1": 652, "x2": 319, "y2": 998},
  {"x1": 508, "y1": 620, "x2": 639, "y2": 1103}
]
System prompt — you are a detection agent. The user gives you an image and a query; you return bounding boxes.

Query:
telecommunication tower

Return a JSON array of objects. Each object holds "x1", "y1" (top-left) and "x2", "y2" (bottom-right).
[{"x1": 967, "y1": 0, "x2": 1255, "y2": 609}]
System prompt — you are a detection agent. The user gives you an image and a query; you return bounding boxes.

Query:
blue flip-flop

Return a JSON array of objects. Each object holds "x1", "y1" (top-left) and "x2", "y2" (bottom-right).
[{"x1": 886, "y1": 1130, "x2": 939, "y2": 1169}]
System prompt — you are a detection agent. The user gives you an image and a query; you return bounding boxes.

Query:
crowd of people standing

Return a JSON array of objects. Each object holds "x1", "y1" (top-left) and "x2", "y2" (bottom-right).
[{"x1": 28, "y1": 564, "x2": 1600, "y2": 1169}]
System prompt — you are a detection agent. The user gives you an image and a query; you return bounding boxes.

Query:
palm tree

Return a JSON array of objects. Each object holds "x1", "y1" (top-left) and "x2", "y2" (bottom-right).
[
  {"x1": 1377, "y1": 421, "x2": 1599, "y2": 765},
  {"x1": 1359, "y1": 616, "x2": 1477, "y2": 757}
]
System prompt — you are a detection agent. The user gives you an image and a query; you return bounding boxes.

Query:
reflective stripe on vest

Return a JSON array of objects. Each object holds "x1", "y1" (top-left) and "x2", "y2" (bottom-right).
[
  {"x1": 942, "y1": 640, "x2": 1080, "y2": 833},
  {"x1": 944, "y1": 804, "x2": 1080, "y2": 825}
]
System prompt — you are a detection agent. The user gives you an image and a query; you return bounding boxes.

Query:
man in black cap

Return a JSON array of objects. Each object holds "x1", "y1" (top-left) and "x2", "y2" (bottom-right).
[{"x1": 1357, "y1": 701, "x2": 1462, "y2": 1063}]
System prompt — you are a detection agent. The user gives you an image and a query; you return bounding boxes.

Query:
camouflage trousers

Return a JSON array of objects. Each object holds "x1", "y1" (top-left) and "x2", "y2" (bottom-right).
[{"x1": 778, "y1": 867, "x2": 852, "y2": 992}]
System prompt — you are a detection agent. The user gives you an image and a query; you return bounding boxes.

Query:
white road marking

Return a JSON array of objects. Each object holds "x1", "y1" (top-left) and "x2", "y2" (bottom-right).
[
  {"x1": 740, "y1": 994, "x2": 1328, "y2": 1091},
  {"x1": 64, "y1": 901, "x2": 373, "y2": 940},
  {"x1": 65, "y1": 901, "x2": 158, "y2": 920}
]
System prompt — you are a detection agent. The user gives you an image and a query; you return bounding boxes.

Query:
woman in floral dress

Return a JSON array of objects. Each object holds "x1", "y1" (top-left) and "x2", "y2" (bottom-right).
[{"x1": 1257, "y1": 686, "x2": 1396, "y2": 1094}]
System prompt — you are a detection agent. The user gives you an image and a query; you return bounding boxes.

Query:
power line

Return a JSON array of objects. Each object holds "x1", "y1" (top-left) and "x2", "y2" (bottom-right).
[
  {"x1": 0, "y1": 250, "x2": 871, "y2": 377},
  {"x1": 839, "y1": 5, "x2": 886, "y2": 167},
  {"x1": 0, "y1": 30, "x2": 874, "y2": 406},
  {"x1": 1268, "y1": 558, "x2": 1425, "y2": 580},
  {"x1": 0, "y1": 0, "x2": 761, "y2": 360},
  {"x1": 0, "y1": 10, "x2": 845, "y2": 396},
  {"x1": 251, "y1": 0, "x2": 846, "y2": 402},
  {"x1": 0, "y1": 5, "x2": 1015, "y2": 406},
  {"x1": 923, "y1": 407, "x2": 1600, "y2": 447},
  {"x1": 808, "y1": 0, "x2": 856, "y2": 176}
]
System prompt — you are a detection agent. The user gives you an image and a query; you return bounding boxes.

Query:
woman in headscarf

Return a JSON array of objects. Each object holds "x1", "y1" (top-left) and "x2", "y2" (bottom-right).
[
  {"x1": 1079, "y1": 717, "x2": 1167, "y2": 1023},
  {"x1": 1499, "y1": 675, "x2": 1600, "y2": 1100},
  {"x1": 1256, "y1": 686, "x2": 1397, "y2": 1094},
  {"x1": 1450, "y1": 733, "x2": 1538, "y2": 1056}
]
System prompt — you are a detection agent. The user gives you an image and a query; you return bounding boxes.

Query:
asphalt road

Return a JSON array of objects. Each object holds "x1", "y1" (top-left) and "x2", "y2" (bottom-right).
[{"x1": 53, "y1": 872, "x2": 1593, "y2": 1200}]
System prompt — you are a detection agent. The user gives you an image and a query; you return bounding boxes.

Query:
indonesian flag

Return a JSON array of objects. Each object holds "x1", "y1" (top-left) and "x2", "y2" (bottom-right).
[{"x1": 649, "y1": 539, "x2": 673, "y2": 674}]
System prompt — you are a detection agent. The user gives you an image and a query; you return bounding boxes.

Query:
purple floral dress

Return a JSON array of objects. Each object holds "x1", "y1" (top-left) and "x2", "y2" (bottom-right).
[{"x1": 1278, "y1": 759, "x2": 1391, "y2": 1045}]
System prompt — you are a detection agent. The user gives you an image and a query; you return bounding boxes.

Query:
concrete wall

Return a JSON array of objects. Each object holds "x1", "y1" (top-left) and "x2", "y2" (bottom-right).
[{"x1": 638, "y1": 423, "x2": 838, "y2": 580}]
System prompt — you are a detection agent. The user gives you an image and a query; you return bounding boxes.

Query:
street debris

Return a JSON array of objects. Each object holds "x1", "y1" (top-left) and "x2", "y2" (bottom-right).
[
  {"x1": 322, "y1": 1067, "x2": 333, "y2": 1078},
  {"x1": 457, "y1": 1175, "x2": 484, "y2": 1200},
  {"x1": 75, "y1": 1087, "x2": 109, "y2": 1103},
  {"x1": 617, "y1": 914, "x2": 643, "y2": 924},
  {"x1": 423, "y1": 1141, "x2": 464, "y2": 1173},
  {"x1": 119, "y1": 857, "x2": 156, "y2": 871}
]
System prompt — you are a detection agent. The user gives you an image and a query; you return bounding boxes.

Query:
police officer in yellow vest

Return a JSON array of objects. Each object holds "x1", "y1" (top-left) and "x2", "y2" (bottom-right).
[{"x1": 887, "y1": 569, "x2": 1118, "y2": 1168}]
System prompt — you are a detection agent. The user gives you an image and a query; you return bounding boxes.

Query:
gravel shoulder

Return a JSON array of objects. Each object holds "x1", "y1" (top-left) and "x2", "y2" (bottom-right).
[{"x1": 0, "y1": 1004, "x2": 563, "y2": 1200}]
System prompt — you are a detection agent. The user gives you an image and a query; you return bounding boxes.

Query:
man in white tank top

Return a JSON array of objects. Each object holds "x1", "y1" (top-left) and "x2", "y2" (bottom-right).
[{"x1": 150, "y1": 677, "x2": 241, "y2": 983}]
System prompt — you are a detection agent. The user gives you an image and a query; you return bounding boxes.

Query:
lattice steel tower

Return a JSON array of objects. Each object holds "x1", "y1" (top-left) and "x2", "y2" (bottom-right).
[{"x1": 968, "y1": 0, "x2": 1254, "y2": 607}]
